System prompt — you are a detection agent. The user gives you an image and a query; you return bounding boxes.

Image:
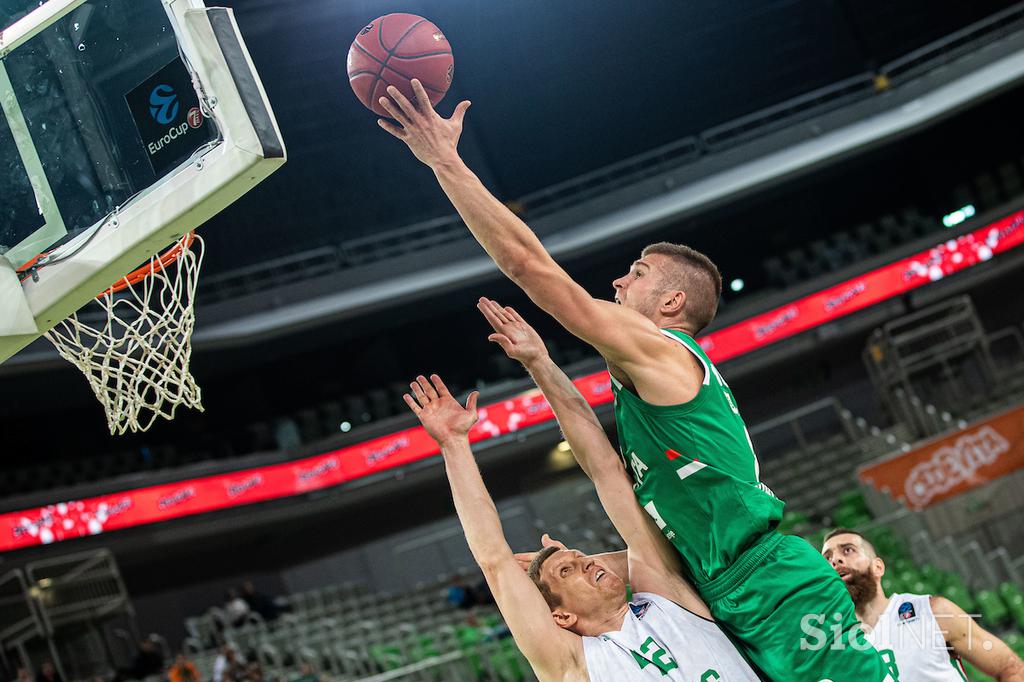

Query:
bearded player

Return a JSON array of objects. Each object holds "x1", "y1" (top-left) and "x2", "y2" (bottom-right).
[
  {"x1": 378, "y1": 81, "x2": 894, "y2": 680},
  {"x1": 404, "y1": 373, "x2": 759, "y2": 681},
  {"x1": 823, "y1": 529, "x2": 1024, "y2": 681}
]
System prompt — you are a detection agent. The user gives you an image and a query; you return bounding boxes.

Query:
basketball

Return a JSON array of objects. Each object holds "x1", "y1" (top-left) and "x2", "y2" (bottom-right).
[{"x1": 347, "y1": 13, "x2": 454, "y2": 117}]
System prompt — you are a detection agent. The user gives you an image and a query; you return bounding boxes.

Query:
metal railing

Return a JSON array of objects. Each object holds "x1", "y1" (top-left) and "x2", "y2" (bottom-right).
[{"x1": 881, "y1": 2, "x2": 1024, "y2": 85}]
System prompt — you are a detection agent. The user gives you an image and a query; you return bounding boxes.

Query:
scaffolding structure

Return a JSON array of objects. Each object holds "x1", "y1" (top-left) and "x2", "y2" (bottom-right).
[{"x1": 1, "y1": 550, "x2": 138, "y2": 681}]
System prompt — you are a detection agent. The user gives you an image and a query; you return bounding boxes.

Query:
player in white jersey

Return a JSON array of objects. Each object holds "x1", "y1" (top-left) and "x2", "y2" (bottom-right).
[
  {"x1": 823, "y1": 529, "x2": 1024, "y2": 681},
  {"x1": 404, "y1": 364, "x2": 758, "y2": 680}
]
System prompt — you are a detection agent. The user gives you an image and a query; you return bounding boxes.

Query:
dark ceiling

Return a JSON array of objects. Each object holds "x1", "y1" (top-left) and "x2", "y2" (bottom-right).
[{"x1": 196, "y1": 0, "x2": 1021, "y2": 272}]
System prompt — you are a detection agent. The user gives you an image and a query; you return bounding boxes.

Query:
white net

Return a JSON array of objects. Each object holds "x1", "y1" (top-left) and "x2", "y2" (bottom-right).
[{"x1": 44, "y1": 234, "x2": 205, "y2": 435}]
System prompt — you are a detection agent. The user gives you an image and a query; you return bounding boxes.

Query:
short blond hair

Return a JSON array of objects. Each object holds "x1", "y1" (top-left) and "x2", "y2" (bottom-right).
[
  {"x1": 640, "y1": 242, "x2": 722, "y2": 333},
  {"x1": 526, "y1": 545, "x2": 562, "y2": 609}
]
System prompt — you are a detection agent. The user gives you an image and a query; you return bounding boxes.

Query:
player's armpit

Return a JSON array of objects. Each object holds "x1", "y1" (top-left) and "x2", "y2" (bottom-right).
[
  {"x1": 509, "y1": 261, "x2": 666, "y2": 365},
  {"x1": 932, "y1": 596, "x2": 1024, "y2": 680},
  {"x1": 479, "y1": 555, "x2": 585, "y2": 680}
]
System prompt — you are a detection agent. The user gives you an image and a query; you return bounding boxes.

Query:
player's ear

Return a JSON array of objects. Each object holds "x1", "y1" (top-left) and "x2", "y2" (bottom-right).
[
  {"x1": 661, "y1": 289, "x2": 686, "y2": 316},
  {"x1": 872, "y1": 556, "x2": 885, "y2": 578},
  {"x1": 552, "y1": 609, "x2": 577, "y2": 630}
]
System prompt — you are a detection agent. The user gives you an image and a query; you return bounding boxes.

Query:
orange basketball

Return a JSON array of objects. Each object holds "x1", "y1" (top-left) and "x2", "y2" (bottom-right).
[{"x1": 347, "y1": 13, "x2": 455, "y2": 117}]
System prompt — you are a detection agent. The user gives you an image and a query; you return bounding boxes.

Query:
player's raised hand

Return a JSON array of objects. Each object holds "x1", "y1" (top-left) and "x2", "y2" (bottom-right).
[
  {"x1": 477, "y1": 298, "x2": 548, "y2": 366},
  {"x1": 513, "y1": 534, "x2": 570, "y2": 571},
  {"x1": 377, "y1": 79, "x2": 471, "y2": 168},
  {"x1": 404, "y1": 374, "x2": 479, "y2": 445}
]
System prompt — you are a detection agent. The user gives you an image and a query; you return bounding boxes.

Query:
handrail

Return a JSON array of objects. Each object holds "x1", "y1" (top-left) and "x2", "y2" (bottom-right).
[{"x1": 882, "y1": 1, "x2": 1024, "y2": 82}]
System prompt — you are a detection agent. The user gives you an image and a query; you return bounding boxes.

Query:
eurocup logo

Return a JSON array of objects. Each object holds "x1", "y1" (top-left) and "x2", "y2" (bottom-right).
[{"x1": 148, "y1": 84, "x2": 179, "y2": 124}]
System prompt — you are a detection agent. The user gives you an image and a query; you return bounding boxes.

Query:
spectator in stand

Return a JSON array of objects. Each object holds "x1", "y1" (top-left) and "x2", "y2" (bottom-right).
[
  {"x1": 242, "y1": 663, "x2": 262, "y2": 682},
  {"x1": 36, "y1": 662, "x2": 61, "y2": 682},
  {"x1": 241, "y1": 581, "x2": 279, "y2": 622},
  {"x1": 212, "y1": 645, "x2": 245, "y2": 682},
  {"x1": 224, "y1": 589, "x2": 250, "y2": 627},
  {"x1": 288, "y1": 664, "x2": 318, "y2": 682},
  {"x1": 132, "y1": 640, "x2": 165, "y2": 680},
  {"x1": 15, "y1": 667, "x2": 31, "y2": 682},
  {"x1": 167, "y1": 654, "x2": 198, "y2": 682},
  {"x1": 445, "y1": 576, "x2": 477, "y2": 609}
]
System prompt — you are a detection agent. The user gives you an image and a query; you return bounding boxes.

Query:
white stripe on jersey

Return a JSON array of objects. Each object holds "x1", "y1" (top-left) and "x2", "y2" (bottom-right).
[
  {"x1": 865, "y1": 593, "x2": 966, "y2": 682},
  {"x1": 582, "y1": 592, "x2": 758, "y2": 681}
]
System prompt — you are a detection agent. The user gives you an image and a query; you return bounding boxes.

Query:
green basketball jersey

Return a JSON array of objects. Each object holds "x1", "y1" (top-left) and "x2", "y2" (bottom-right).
[{"x1": 611, "y1": 329, "x2": 785, "y2": 585}]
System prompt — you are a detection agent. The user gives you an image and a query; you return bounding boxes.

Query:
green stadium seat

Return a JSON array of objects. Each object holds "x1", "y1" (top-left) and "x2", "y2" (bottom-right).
[
  {"x1": 779, "y1": 511, "x2": 810, "y2": 533},
  {"x1": 369, "y1": 643, "x2": 404, "y2": 670},
  {"x1": 868, "y1": 527, "x2": 909, "y2": 562},
  {"x1": 881, "y1": 572, "x2": 903, "y2": 595},
  {"x1": 490, "y1": 638, "x2": 527, "y2": 682},
  {"x1": 1003, "y1": 632, "x2": 1024, "y2": 659},
  {"x1": 940, "y1": 571, "x2": 969, "y2": 595},
  {"x1": 975, "y1": 589, "x2": 1010, "y2": 627},
  {"x1": 838, "y1": 489, "x2": 869, "y2": 512},
  {"x1": 999, "y1": 583, "x2": 1024, "y2": 630},
  {"x1": 897, "y1": 568, "x2": 923, "y2": 588},
  {"x1": 908, "y1": 578, "x2": 939, "y2": 595},
  {"x1": 920, "y1": 564, "x2": 942, "y2": 585},
  {"x1": 943, "y1": 585, "x2": 976, "y2": 614}
]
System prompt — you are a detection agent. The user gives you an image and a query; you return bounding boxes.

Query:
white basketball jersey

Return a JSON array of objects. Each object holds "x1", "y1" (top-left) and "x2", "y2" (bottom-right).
[
  {"x1": 865, "y1": 593, "x2": 967, "y2": 682},
  {"x1": 582, "y1": 592, "x2": 758, "y2": 681}
]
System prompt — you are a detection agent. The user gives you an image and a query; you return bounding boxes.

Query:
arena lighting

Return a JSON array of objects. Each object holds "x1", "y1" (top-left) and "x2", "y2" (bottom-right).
[
  {"x1": 339, "y1": 421, "x2": 352, "y2": 432},
  {"x1": 943, "y1": 204, "x2": 976, "y2": 227},
  {"x1": 0, "y1": 209, "x2": 1022, "y2": 552},
  {"x1": 548, "y1": 448, "x2": 577, "y2": 471},
  {"x1": 730, "y1": 278, "x2": 745, "y2": 292}
]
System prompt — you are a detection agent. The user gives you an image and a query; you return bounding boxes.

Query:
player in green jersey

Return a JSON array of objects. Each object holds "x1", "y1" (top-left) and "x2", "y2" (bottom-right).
[{"x1": 378, "y1": 80, "x2": 896, "y2": 681}]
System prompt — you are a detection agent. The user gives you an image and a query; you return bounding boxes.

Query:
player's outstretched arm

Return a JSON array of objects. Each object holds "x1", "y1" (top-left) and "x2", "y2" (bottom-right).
[
  {"x1": 479, "y1": 301, "x2": 710, "y2": 617},
  {"x1": 378, "y1": 82, "x2": 666, "y2": 367},
  {"x1": 931, "y1": 596, "x2": 1024, "y2": 681},
  {"x1": 404, "y1": 375, "x2": 583, "y2": 681}
]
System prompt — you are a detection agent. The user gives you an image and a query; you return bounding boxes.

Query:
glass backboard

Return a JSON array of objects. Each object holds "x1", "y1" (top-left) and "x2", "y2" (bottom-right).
[
  {"x1": 1, "y1": 0, "x2": 219, "y2": 269},
  {"x1": 0, "y1": 0, "x2": 286, "y2": 364}
]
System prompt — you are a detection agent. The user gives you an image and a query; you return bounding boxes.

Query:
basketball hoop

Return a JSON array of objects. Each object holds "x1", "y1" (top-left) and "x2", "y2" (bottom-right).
[{"x1": 42, "y1": 233, "x2": 206, "y2": 435}]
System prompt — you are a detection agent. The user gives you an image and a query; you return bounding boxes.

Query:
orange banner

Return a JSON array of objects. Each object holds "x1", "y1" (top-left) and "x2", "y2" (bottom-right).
[{"x1": 858, "y1": 404, "x2": 1024, "y2": 509}]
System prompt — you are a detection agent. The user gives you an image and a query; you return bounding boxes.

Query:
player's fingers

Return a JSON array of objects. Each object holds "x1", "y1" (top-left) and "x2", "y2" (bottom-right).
[
  {"x1": 430, "y1": 374, "x2": 450, "y2": 397},
  {"x1": 402, "y1": 393, "x2": 422, "y2": 414},
  {"x1": 378, "y1": 96, "x2": 411, "y2": 127},
  {"x1": 410, "y1": 379, "x2": 428, "y2": 404},
  {"x1": 486, "y1": 298, "x2": 510, "y2": 324},
  {"x1": 465, "y1": 390, "x2": 479, "y2": 413},
  {"x1": 487, "y1": 333, "x2": 513, "y2": 350},
  {"x1": 477, "y1": 299, "x2": 504, "y2": 331},
  {"x1": 417, "y1": 374, "x2": 439, "y2": 400},
  {"x1": 452, "y1": 100, "x2": 472, "y2": 126},
  {"x1": 386, "y1": 86, "x2": 420, "y2": 121},
  {"x1": 541, "y1": 534, "x2": 567, "y2": 550},
  {"x1": 377, "y1": 118, "x2": 408, "y2": 139},
  {"x1": 409, "y1": 79, "x2": 435, "y2": 116},
  {"x1": 504, "y1": 306, "x2": 525, "y2": 324}
]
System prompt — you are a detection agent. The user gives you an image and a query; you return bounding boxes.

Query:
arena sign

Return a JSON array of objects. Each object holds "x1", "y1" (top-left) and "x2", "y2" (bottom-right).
[
  {"x1": 698, "y1": 208, "x2": 1024, "y2": 362},
  {"x1": 858, "y1": 404, "x2": 1024, "y2": 509},
  {"x1": 1, "y1": 211, "x2": 1023, "y2": 552}
]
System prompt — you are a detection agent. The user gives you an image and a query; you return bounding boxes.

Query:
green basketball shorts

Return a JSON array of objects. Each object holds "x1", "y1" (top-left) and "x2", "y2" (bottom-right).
[{"x1": 698, "y1": 531, "x2": 898, "y2": 682}]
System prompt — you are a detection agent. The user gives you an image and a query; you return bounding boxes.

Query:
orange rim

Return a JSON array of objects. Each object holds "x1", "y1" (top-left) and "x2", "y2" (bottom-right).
[
  {"x1": 17, "y1": 232, "x2": 197, "y2": 297},
  {"x1": 104, "y1": 232, "x2": 196, "y2": 296}
]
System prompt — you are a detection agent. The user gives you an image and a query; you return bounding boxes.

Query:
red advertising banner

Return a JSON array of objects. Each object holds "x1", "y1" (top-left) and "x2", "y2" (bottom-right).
[
  {"x1": 858, "y1": 404, "x2": 1024, "y2": 509},
  {"x1": 697, "y1": 210, "x2": 1024, "y2": 361},
  {"x1": 0, "y1": 373, "x2": 615, "y2": 552},
  {"x1": 1, "y1": 210, "x2": 1022, "y2": 552}
]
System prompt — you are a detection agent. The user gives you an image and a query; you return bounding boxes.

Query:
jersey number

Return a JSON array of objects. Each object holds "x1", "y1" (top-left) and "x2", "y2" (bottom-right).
[
  {"x1": 630, "y1": 636, "x2": 678, "y2": 676},
  {"x1": 879, "y1": 649, "x2": 900, "y2": 680}
]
